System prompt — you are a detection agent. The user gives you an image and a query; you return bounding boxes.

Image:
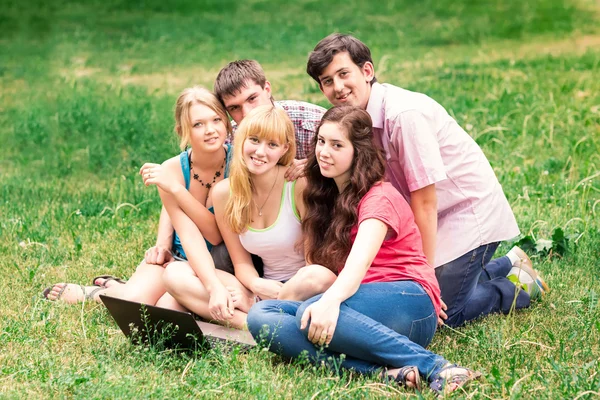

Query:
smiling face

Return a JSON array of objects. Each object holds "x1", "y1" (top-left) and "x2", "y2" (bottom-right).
[
  {"x1": 317, "y1": 52, "x2": 374, "y2": 109},
  {"x1": 221, "y1": 80, "x2": 273, "y2": 124},
  {"x1": 188, "y1": 102, "x2": 227, "y2": 152},
  {"x1": 316, "y1": 121, "x2": 355, "y2": 189},
  {"x1": 242, "y1": 135, "x2": 289, "y2": 175}
]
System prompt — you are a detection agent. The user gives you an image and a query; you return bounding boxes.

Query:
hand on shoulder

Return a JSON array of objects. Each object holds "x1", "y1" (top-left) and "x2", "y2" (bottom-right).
[{"x1": 140, "y1": 156, "x2": 183, "y2": 194}]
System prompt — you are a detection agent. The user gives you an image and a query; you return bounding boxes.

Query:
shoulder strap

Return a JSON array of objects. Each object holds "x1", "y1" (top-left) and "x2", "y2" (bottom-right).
[
  {"x1": 224, "y1": 143, "x2": 233, "y2": 178},
  {"x1": 179, "y1": 150, "x2": 191, "y2": 190}
]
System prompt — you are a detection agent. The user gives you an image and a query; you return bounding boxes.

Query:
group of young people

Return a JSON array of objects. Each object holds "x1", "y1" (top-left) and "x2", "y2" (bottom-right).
[{"x1": 43, "y1": 33, "x2": 550, "y2": 395}]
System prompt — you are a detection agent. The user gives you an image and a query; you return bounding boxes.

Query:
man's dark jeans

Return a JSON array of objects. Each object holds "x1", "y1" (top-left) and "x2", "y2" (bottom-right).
[{"x1": 435, "y1": 242, "x2": 530, "y2": 327}]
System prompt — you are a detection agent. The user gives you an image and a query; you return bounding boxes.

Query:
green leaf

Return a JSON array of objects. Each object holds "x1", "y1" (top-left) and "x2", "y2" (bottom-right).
[
  {"x1": 535, "y1": 239, "x2": 553, "y2": 254},
  {"x1": 515, "y1": 235, "x2": 536, "y2": 253},
  {"x1": 551, "y1": 227, "x2": 569, "y2": 256}
]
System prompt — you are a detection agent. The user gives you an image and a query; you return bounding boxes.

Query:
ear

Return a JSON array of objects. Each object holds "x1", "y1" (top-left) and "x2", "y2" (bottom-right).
[
  {"x1": 279, "y1": 143, "x2": 291, "y2": 161},
  {"x1": 361, "y1": 61, "x2": 375, "y2": 83},
  {"x1": 264, "y1": 81, "x2": 272, "y2": 96}
]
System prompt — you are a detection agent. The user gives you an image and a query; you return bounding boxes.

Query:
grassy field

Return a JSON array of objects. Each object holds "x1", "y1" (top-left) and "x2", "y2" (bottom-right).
[{"x1": 1, "y1": 0, "x2": 599, "y2": 398}]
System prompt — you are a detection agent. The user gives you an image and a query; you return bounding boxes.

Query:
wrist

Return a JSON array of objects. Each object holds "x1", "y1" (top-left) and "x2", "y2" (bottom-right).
[
  {"x1": 321, "y1": 291, "x2": 344, "y2": 304},
  {"x1": 205, "y1": 278, "x2": 224, "y2": 295},
  {"x1": 249, "y1": 277, "x2": 263, "y2": 294},
  {"x1": 168, "y1": 182, "x2": 182, "y2": 196}
]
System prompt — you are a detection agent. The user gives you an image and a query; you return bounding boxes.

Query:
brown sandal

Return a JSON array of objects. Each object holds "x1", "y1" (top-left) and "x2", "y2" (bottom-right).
[
  {"x1": 382, "y1": 366, "x2": 422, "y2": 391},
  {"x1": 42, "y1": 284, "x2": 104, "y2": 302},
  {"x1": 92, "y1": 275, "x2": 126, "y2": 288},
  {"x1": 429, "y1": 364, "x2": 481, "y2": 396}
]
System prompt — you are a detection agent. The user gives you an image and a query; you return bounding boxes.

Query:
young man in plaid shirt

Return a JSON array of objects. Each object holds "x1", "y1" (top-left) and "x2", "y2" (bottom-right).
[{"x1": 214, "y1": 60, "x2": 325, "y2": 180}]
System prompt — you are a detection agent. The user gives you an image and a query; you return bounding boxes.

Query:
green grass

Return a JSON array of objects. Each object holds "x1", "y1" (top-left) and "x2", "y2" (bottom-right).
[{"x1": 1, "y1": 0, "x2": 599, "y2": 398}]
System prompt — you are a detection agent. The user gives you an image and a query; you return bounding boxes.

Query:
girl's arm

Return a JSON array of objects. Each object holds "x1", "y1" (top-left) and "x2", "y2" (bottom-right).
[
  {"x1": 167, "y1": 183, "x2": 222, "y2": 245},
  {"x1": 300, "y1": 218, "x2": 388, "y2": 344},
  {"x1": 159, "y1": 187, "x2": 234, "y2": 320},
  {"x1": 140, "y1": 161, "x2": 222, "y2": 245},
  {"x1": 144, "y1": 206, "x2": 174, "y2": 265},
  {"x1": 212, "y1": 180, "x2": 283, "y2": 300},
  {"x1": 149, "y1": 158, "x2": 233, "y2": 321}
]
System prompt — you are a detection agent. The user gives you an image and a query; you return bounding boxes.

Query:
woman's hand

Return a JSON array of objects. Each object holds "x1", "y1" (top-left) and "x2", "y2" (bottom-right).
[
  {"x1": 300, "y1": 297, "x2": 341, "y2": 346},
  {"x1": 208, "y1": 284, "x2": 234, "y2": 321},
  {"x1": 140, "y1": 163, "x2": 178, "y2": 193},
  {"x1": 251, "y1": 278, "x2": 284, "y2": 300},
  {"x1": 144, "y1": 245, "x2": 173, "y2": 266}
]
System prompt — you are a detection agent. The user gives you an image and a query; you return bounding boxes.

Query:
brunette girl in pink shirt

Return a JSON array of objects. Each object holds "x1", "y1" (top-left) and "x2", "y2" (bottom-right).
[{"x1": 248, "y1": 106, "x2": 480, "y2": 396}]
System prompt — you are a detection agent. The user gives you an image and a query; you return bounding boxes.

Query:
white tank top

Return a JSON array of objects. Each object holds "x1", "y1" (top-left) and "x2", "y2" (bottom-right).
[{"x1": 239, "y1": 180, "x2": 305, "y2": 281}]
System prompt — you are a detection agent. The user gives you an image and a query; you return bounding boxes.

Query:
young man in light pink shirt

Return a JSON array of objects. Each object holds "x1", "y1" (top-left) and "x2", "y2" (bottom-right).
[{"x1": 306, "y1": 33, "x2": 550, "y2": 327}]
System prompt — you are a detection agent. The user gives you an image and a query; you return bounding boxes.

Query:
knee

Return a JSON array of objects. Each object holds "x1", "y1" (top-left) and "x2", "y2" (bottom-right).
[
  {"x1": 162, "y1": 262, "x2": 190, "y2": 294},
  {"x1": 283, "y1": 265, "x2": 336, "y2": 301},
  {"x1": 301, "y1": 265, "x2": 336, "y2": 287}
]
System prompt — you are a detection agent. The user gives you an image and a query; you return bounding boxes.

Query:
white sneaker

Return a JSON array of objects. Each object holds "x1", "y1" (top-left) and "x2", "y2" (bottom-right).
[{"x1": 507, "y1": 246, "x2": 550, "y2": 300}]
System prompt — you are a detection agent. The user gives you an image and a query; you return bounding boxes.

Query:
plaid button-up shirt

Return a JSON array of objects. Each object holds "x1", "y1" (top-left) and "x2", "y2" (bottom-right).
[{"x1": 231, "y1": 100, "x2": 326, "y2": 160}]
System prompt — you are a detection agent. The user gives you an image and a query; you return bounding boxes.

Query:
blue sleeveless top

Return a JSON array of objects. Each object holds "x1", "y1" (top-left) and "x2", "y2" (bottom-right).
[{"x1": 171, "y1": 144, "x2": 232, "y2": 260}]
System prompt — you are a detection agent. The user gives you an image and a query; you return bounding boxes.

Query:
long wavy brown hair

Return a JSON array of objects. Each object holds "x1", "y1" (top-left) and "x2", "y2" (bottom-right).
[{"x1": 302, "y1": 106, "x2": 386, "y2": 272}]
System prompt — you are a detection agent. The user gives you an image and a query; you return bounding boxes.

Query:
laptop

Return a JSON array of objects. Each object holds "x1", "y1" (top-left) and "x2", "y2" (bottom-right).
[{"x1": 100, "y1": 294, "x2": 256, "y2": 352}]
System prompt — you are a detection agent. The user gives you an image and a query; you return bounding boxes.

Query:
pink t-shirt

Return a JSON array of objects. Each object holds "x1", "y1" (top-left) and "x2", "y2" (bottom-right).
[
  {"x1": 342, "y1": 182, "x2": 441, "y2": 316},
  {"x1": 366, "y1": 83, "x2": 520, "y2": 267}
]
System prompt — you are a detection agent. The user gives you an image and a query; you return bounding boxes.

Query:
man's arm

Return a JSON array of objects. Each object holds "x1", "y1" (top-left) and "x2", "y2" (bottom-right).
[{"x1": 410, "y1": 184, "x2": 437, "y2": 266}]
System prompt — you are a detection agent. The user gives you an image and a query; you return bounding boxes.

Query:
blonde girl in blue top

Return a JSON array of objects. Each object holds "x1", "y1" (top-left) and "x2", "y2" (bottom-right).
[{"x1": 44, "y1": 87, "x2": 234, "y2": 308}]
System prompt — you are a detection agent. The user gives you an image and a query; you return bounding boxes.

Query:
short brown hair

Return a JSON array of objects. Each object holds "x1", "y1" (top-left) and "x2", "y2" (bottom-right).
[
  {"x1": 214, "y1": 60, "x2": 267, "y2": 103},
  {"x1": 307, "y1": 33, "x2": 377, "y2": 85}
]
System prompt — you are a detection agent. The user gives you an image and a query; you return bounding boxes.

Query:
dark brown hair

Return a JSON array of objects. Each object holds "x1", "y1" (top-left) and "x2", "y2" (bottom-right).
[
  {"x1": 307, "y1": 33, "x2": 377, "y2": 85},
  {"x1": 214, "y1": 60, "x2": 267, "y2": 102},
  {"x1": 302, "y1": 106, "x2": 386, "y2": 271}
]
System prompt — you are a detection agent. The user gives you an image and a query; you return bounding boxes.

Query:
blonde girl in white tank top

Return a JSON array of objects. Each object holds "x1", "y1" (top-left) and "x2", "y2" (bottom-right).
[{"x1": 211, "y1": 106, "x2": 337, "y2": 324}]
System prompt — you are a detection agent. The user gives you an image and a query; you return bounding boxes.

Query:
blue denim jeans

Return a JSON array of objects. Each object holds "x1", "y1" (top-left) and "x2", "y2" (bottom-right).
[
  {"x1": 247, "y1": 281, "x2": 448, "y2": 380},
  {"x1": 435, "y1": 242, "x2": 530, "y2": 327}
]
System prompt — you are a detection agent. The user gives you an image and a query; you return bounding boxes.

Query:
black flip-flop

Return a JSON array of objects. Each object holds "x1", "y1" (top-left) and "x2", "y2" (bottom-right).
[{"x1": 91, "y1": 275, "x2": 126, "y2": 288}]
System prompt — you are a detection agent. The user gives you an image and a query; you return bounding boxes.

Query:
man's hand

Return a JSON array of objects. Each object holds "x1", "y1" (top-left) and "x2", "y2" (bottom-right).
[
  {"x1": 438, "y1": 299, "x2": 448, "y2": 326},
  {"x1": 284, "y1": 159, "x2": 307, "y2": 181},
  {"x1": 144, "y1": 246, "x2": 173, "y2": 266}
]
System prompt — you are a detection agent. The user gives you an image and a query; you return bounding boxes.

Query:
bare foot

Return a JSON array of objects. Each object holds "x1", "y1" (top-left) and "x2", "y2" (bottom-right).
[
  {"x1": 226, "y1": 286, "x2": 255, "y2": 313},
  {"x1": 43, "y1": 283, "x2": 104, "y2": 304}
]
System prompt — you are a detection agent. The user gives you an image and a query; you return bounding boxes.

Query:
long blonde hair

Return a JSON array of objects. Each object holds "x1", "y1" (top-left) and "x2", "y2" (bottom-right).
[
  {"x1": 174, "y1": 86, "x2": 232, "y2": 150},
  {"x1": 224, "y1": 105, "x2": 296, "y2": 233}
]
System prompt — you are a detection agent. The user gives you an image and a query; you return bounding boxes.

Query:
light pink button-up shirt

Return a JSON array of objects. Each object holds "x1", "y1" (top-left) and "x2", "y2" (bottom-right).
[{"x1": 366, "y1": 82, "x2": 519, "y2": 267}]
